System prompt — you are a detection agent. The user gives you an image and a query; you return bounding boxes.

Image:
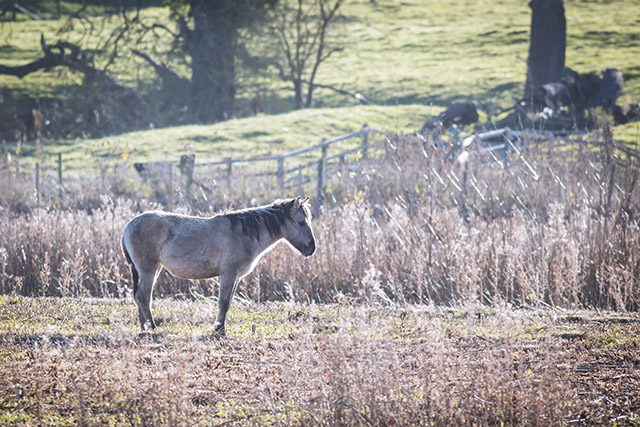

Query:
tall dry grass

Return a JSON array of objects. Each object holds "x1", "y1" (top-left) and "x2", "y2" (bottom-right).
[{"x1": 0, "y1": 128, "x2": 638, "y2": 310}]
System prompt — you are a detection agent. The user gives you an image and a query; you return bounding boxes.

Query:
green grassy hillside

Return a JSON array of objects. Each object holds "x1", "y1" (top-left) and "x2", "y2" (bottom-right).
[
  {"x1": 7, "y1": 105, "x2": 430, "y2": 176},
  {"x1": 1, "y1": 0, "x2": 639, "y2": 173}
]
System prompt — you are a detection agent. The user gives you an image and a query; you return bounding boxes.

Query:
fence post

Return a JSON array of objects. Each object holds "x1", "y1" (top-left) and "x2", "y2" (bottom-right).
[
  {"x1": 168, "y1": 163, "x2": 173, "y2": 211},
  {"x1": 317, "y1": 142, "x2": 327, "y2": 206},
  {"x1": 362, "y1": 123, "x2": 369, "y2": 160},
  {"x1": 297, "y1": 164, "x2": 303, "y2": 196},
  {"x1": 226, "y1": 158, "x2": 233, "y2": 190},
  {"x1": 57, "y1": 152, "x2": 63, "y2": 199},
  {"x1": 187, "y1": 156, "x2": 194, "y2": 197},
  {"x1": 603, "y1": 124, "x2": 615, "y2": 212},
  {"x1": 57, "y1": 153, "x2": 62, "y2": 186},
  {"x1": 35, "y1": 162, "x2": 40, "y2": 208},
  {"x1": 277, "y1": 157, "x2": 285, "y2": 190},
  {"x1": 461, "y1": 160, "x2": 469, "y2": 221},
  {"x1": 180, "y1": 154, "x2": 195, "y2": 197}
]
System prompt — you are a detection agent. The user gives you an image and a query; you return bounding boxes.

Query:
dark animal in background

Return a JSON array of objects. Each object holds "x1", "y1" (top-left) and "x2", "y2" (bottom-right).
[
  {"x1": 421, "y1": 102, "x2": 479, "y2": 133},
  {"x1": 541, "y1": 82, "x2": 574, "y2": 114},
  {"x1": 614, "y1": 103, "x2": 640, "y2": 125},
  {"x1": 596, "y1": 68, "x2": 624, "y2": 113},
  {"x1": 439, "y1": 102, "x2": 479, "y2": 127},
  {"x1": 536, "y1": 67, "x2": 624, "y2": 118}
]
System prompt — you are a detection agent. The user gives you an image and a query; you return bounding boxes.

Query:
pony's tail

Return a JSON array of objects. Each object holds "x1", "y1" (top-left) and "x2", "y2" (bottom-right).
[{"x1": 121, "y1": 236, "x2": 139, "y2": 298}]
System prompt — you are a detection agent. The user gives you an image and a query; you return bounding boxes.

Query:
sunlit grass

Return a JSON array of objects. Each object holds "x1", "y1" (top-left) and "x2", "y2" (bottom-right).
[
  {"x1": 0, "y1": 296, "x2": 638, "y2": 425},
  {"x1": 613, "y1": 120, "x2": 640, "y2": 148},
  {"x1": 1, "y1": 0, "x2": 639, "y2": 156},
  {"x1": 5, "y1": 104, "x2": 430, "y2": 175}
]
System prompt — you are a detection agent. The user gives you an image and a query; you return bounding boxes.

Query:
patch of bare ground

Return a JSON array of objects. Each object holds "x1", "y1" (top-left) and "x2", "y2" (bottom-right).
[
  {"x1": 0, "y1": 297, "x2": 638, "y2": 425},
  {"x1": 556, "y1": 312, "x2": 640, "y2": 425}
]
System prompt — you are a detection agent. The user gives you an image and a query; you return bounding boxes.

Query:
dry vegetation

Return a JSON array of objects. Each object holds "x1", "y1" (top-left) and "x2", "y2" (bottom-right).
[
  {"x1": 1, "y1": 129, "x2": 638, "y2": 309},
  {"x1": 0, "y1": 297, "x2": 639, "y2": 425},
  {"x1": 1, "y1": 128, "x2": 639, "y2": 424}
]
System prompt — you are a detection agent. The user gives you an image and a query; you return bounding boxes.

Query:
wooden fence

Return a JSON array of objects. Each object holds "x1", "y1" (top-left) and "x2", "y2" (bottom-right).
[
  {"x1": 24, "y1": 124, "x2": 640, "y2": 209},
  {"x1": 175, "y1": 124, "x2": 381, "y2": 205}
]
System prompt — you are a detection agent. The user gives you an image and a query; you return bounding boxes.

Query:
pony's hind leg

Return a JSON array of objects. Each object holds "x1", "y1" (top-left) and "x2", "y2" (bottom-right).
[{"x1": 135, "y1": 268, "x2": 161, "y2": 330}]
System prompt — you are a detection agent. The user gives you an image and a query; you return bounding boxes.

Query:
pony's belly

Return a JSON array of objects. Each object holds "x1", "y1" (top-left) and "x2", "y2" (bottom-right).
[{"x1": 162, "y1": 260, "x2": 220, "y2": 280}]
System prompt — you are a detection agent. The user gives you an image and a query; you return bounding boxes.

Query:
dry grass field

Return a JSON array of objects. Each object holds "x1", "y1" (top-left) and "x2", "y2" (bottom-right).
[{"x1": 0, "y1": 296, "x2": 639, "y2": 426}]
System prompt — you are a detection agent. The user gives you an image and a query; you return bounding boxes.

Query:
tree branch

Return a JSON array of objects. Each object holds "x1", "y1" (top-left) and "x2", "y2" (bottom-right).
[
  {"x1": 131, "y1": 48, "x2": 188, "y2": 90},
  {"x1": 300, "y1": 79, "x2": 371, "y2": 104},
  {"x1": 0, "y1": 55, "x2": 60, "y2": 78},
  {"x1": 305, "y1": 0, "x2": 342, "y2": 107},
  {"x1": 0, "y1": 34, "x2": 133, "y2": 95},
  {"x1": 14, "y1": 2, "x2": 39, "y2": 20}
]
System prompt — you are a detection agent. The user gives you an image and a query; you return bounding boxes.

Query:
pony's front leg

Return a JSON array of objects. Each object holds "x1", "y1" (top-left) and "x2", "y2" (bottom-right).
[{"x1": 214, "y1": 271, "x2": 239, "y2": 336}]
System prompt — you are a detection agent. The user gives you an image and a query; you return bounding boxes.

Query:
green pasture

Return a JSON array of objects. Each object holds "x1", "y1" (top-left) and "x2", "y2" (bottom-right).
[
  {"x1": 1, "y1": 0, "x2": 639, "y2": 173},
  {"x1": 6, "y1": 104, "x2": 430, "y2": 176}
]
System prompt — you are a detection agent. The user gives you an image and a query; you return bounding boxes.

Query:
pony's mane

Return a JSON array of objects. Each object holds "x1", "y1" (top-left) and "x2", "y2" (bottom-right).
[{"x1": 226, "y1": 198, "x2": 310, "y2": 238}]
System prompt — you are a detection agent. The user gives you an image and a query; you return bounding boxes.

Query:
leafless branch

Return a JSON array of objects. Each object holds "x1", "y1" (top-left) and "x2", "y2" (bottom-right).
[
  {"x1": 131, "y1": 48, "x2": 188, "y2": 90},
  {"x1": 301, "y1": 79, "x2": 371, "y2": 104},
  {"x1": 269, "y1": 0, "x2": 344, "y2": 109},
  {"x1": 14, "y1": 2, "x2": 39, "y2": 20},
  {"x1": 0, "y1": 33, "x2": 132, "y2": 95}
]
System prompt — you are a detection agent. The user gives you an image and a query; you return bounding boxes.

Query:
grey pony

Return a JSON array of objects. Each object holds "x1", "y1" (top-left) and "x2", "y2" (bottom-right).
[{"x1": 121, "y1": 197, "x2": 316, "y2": 335}]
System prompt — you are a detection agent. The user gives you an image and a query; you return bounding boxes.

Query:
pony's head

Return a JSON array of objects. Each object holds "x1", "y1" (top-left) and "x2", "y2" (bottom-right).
[{"x1": 283, "y1": 197, "x2": 316, "y2": 257}]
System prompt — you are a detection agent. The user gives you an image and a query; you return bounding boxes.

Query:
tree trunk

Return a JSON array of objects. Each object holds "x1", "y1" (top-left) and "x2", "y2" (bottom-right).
[
  {"x1": 524, "y1": 0, "x2": 566, "y2": 109},
  {"x1": 304, "y1": 83, "x2": 315, "y2": 108},
  {"x1": 294, "y1": 79, "x2": 304, "y2": 109},
  {"x1": 188, "y1": 0, "x2": 237, "y2": 123}
]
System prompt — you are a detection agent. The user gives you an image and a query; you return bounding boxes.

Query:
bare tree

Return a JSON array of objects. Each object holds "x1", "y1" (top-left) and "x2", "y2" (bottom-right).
[
  {"x1": 269, "y1": 0, "x2": 343, "y2": 109},
  {"x1": 0, "y1": 1, "x2": 277, "y2": 139}
]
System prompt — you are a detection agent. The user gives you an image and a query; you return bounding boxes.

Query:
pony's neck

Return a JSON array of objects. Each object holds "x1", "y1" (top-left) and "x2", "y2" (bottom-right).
[
  {"x1": 252, "y1": 226, "x2": 285, "y2": 259},
  {"x1": 256, "y1": 222, "x2": 284, "y2": 253}
]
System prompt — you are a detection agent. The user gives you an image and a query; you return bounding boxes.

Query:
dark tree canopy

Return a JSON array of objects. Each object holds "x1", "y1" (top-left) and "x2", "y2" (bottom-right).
[
  {"x1": 0, "y1": 0, "x2": 281, "y2": 139},
  {"x1": 171, "y1": 0, "x2": 277, "y2": 122},
  {"x1": 185, "y1": 0, "x2": 239, "y2": 122},
  {"x1": 131, "y1": 0, "x2": 279, "y2": 124}
]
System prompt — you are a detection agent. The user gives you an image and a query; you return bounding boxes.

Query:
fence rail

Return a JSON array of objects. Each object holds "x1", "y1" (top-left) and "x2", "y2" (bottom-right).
[
  {"x1": 17, "y1": 124, "x2": 640, "y2": 209},
  {"x1": 176, "y1": 124, "x2": 381, "y2": 202},
  {"x1": 195, "y1": 125, "x2": 378, "y2": 168}
]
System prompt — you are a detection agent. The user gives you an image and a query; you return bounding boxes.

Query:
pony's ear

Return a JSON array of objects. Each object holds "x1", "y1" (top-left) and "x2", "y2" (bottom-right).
[
  {"x1": 291, "y1": 196, "x2": 309, "y2": 213},
  {"x1": 290, "y1": 197, "x2": 302, "y2": 213}
]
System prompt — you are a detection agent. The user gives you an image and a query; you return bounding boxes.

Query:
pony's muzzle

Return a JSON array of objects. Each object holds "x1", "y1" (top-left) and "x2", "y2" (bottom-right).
[{"x1": 302, "y1": 241, "x2": 316, "y2": 257}]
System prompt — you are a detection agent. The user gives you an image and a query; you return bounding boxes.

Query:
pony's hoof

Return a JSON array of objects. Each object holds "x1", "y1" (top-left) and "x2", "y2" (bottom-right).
[
  {"x1": 141, "y1": 320, "x2": 157, "y2": 331},
  {"x1": 137, "y1": 331, "x2": 163, "y2": 342},
  {"x1": 213, "y1": 327, "x2": 227, "y2": 339}
]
